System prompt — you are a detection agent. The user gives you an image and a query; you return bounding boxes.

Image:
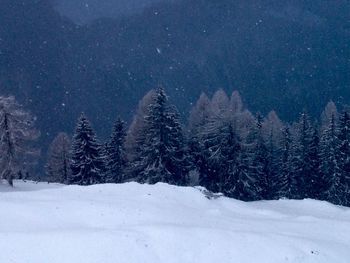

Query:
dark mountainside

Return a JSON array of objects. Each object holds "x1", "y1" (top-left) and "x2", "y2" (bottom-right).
[{"x1": 0, "y1": 0, "x2": 349, "y2": 154}]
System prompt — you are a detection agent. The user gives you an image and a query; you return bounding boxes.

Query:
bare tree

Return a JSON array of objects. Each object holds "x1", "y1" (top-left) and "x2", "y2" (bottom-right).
[
  {"x1": 46, "y1": 132, "x2": 71, "y2": 184},
  {"x1": 125, "y1": 89, "x2": 156, "y2": 162},
  {"x1": 0, "y1": 96, "x2": 39, "y2": 186},
  {"x1": 188, "y1": 92, "x2": 211, "y2": 138}
]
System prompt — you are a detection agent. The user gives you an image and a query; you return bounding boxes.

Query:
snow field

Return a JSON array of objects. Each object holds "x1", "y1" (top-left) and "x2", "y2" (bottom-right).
[{"x1": 0, "y1": 181, "x2": 349, "y2": 263}]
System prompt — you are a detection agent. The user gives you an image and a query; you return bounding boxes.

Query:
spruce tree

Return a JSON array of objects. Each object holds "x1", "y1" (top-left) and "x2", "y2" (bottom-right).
[
  {"x1": 320, "y1": 113, "x2": 343, "y2": 204},
  {"x1": 218, "y1": 124, "x2": 246, "y2": 199},
  {"x1": 204, "y1": 120, "x2": 241, "y2": 194},
  {"x1": 69, "y1": 113, "x2": 105, "y2": 185},
  {"x1": 338, "y1": 110, "x2": 350, "y2": 205},
  {"x1": 290, "y1": 112, "x2": 314, "y2": 199},
  {"x1": 105, "y1": 118, "x2": 127, "y2": 183},
  {"x1": 306, "y1": 128, "x2": 322, "y2": 199},
  {"x1": 278, "y1": 126, "x2": 293, "y2": 199},
  {"x1": 248, "y1": 113, "x2": 268, "y2": 200},
  {"x1": 124, "y1": 89, "x2": 157, "y2": 180},
  {"x1": 133, "y1": 87, "x2": 189, "y2": 185},
  {"x1": 199, "y1": 89, "x2": 238, "y2": 193},
  {"x1": 262, "y1": 111, "x2": 284, "y2": 199}
]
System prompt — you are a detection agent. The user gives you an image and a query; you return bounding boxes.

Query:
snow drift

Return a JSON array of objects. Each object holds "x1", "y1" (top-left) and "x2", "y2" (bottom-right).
[{"x1": 0, "y1": 181, "x2": 349, "y2": 263}]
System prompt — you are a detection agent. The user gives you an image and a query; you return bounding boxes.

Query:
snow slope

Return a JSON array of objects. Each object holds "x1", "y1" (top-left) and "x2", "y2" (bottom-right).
[{"x1": 0, "y1": 181, "x2": 349, "y2": 263}]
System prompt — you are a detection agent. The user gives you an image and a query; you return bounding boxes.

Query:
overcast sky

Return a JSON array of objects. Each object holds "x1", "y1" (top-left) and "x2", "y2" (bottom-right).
[{"x1": 56, "y1": 0, "x2": 168, "y2": 24}]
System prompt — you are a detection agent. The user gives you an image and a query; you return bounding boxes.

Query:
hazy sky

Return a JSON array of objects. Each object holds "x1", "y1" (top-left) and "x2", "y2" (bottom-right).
[{"x1": 56, "y1": 0, "x2": 167, "y2": 24}]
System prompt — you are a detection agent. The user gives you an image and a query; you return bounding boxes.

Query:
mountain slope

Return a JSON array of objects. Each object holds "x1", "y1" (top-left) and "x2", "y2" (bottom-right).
[{"x1": 0, "y1": 181, "x2": 349, "y2": 263}]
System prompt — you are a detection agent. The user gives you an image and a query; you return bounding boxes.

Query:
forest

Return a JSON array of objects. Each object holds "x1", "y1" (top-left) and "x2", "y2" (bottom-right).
[{"x1": 1, "y1": 88, "x2": 349, "y2": 207}]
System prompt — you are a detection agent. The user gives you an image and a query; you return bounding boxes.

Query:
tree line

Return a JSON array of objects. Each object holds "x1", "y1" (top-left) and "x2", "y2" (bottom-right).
[{"x1": 1, "y1": 89, "x2": 349, "y2": 207}]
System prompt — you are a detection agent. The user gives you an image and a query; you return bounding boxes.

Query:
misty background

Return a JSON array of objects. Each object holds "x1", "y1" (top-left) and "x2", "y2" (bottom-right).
[{"x1": 0, "y1": 0, "x2": 349, "y2": 158}]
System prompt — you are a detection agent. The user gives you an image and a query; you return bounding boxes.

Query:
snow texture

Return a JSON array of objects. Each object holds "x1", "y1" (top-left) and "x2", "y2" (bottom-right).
[{"x1": 0, "y1": 180, "x2": 349, "y2": 263}]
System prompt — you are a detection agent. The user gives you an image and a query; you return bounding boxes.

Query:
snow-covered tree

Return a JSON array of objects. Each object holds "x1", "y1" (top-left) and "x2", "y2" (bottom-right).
[
  {"x1": 247, "y1": 113, "x2": 268, "y2": 200},
  {"x1": 215, "y1": 123, "x2": 242, "y2": 197},
  {"x1": 69, "y1": 113, "x2": 105, "y2": 185},
  {"x1": 187, "y1": 92, "x2": 211, "y2": 185},
  {"x1": 46, "y1": 132, "x2": 71, "y2": 184},
  {"x1": 199, "y1": 89, "x2": 230, "y2": 189},
  {"x1": 229, "y1": 90, "x2": 244, "y2": 115},
  {"x1": 277, "y1": 126, "x2": 293, "y2": 198},
  {"x1": 321, "y1": 101, "x2": 338, "y2": 131},
  {"x1": 262, "y1": 111, "x2": 284, "y2": 199},
  {"x1": 229, "y1": 91, "x2": 255, "y2": 141},
  {"x1": 104, "y1": 118, "x2": 127, "y2": 183},
  {"x1": 188, "y1": 92, "x2": 212, "y2": 137},
  {"x1": 305, "y1": 128, "x2": 322, "y2": 199},
  {"x1": 132, "y1": 87, "x2": 189, "y2": 185},
  {"x1": 290, "y1": 112, "x2": 316, "y2": 199},
  {"x1": 211, "y1": 89, "x2": 229, "y2": 118},
  {"x1": 338, "y1": 110, "x2": 350, "y2": 205},
  {"x1": 201, "y1": 115, "x2": 241, "y2": 193},
  {"x1": 320, "y1": 113, "x2": 343, "y2": 204},
  {"x1": 125, "y1": 89, "x2": 156, "y2": 163},
  {"x1": 0, "y1": 96, "x2": 39, "y2": 186}
]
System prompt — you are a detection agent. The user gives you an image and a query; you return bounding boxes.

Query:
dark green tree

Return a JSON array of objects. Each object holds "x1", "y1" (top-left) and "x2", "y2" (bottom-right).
[
  {"x1": 133, "y1": 88, "x2": 189, "y2": 185},
  {"x1": 69, "y1": 114, "x2": 104, "y2": 185},
  {"x1": 105, "y1": 118, "x2": 127, "y2": 183}
]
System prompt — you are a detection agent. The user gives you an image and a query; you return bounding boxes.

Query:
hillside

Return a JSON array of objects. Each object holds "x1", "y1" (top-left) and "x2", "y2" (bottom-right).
[
  {"x1": 0, "y1": 181, "x2": 349, "y2": 263},
  {"x1": 1, "y1": 0, "x2": 349, "y2": 147}
]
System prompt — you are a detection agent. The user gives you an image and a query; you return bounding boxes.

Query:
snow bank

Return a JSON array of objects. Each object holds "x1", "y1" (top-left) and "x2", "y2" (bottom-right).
[{"x1": 0, "y1": 181, "x2": 349, "y2": 263}]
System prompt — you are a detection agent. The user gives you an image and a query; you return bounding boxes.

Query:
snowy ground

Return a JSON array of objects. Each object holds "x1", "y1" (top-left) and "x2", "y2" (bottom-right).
[{"x1": 0, "y1": 181, "x2": 349, "y2": 263}]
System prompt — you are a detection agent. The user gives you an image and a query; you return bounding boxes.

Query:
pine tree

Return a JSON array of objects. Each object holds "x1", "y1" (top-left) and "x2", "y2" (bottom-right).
[
  {"x1": 46, "y1": 132, "x2": 71, "y2": 184},
  {"x1": 133, "y1": 87, "x2": 189, "y2": 185},
  {"x1": 199, "y1": 89, "x2": 233, "y2": 192},
  {"x1": 305, "y1": 128, "x2": 322, "y2": 199},
  {"x1": 338, "y1": 110, "x2": 350, "y2": 205},
  {"x1": 69, "y1": 113, "x2": 105, "y2": 185},
  {"x1": 105, "y1": 118, "x2": 127, "y2": 183},
  {"x1": 248, "y1": 113, "x2": 268, "y2": 200},
  {"x1": 218, "y1": 123, "x2": 242, "y2": 197},
  {"x1": 290, "y1": 112, "x2": 315, "y2": 199},
  {"x1": 278, "y1": 126, "x2": 293, "y2": 199},
  {"x1": 320, "y1": 113, "x2": 343, "y2": 204},
  {"x1": 203, "y1": 119, "x2": 241, "y2": 194},
  {"x1": 227, "y1": 148, "x2": 260, "y2": 201},
  {"x1": 262, "y1": 111, "x2": 284, "y2": 199},
  {"x1": 0, "y1": 96, "x2": 39, "y2": 186}
]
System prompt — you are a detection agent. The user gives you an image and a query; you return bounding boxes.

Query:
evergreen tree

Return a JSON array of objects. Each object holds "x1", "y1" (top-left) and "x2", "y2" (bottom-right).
[
  {"x1": 290, "y1": 112, "x2": 315, "y2": 199},
  {"x1": 218, "y1": 124, "x2": 243, "y2": 197},
  {"x1": 105, "y1": 118, "x2": 127, "y2": 183},
  {"x1": 338, "y1": 110, "x2": 350, "y2": 205},
  {"x1": 262, "y1": 111, "x2": 284, "y2": 199},
  {"x1": 69, "y1": 113, "x2": 105, "y2": 185},
  {"x1": 248, "y1": 113, "x2": 268, "y2": 200},
  {"x1": 133, "y1": 87, "x2": 189, "y2": 185},
  {"x1": 320, "y1": 113, "x2": 343, "y2": 204},
  {"x1": 203, "y1": 120, "x2": 241, "y2": 194},
  {"x1": 46, "y1": 132, "x2": 71, "y2": 184},
  {"x1": 0, "y1": 96, "x2": 39, "y2": 186},
  {"x1": 305, "y1": 128, "x2": 322, "y2": 199},
  {"x1": 278, "y1": 126, "x2": 293, "y2": 198},
  {"x1": 199, "y1": 89, "x2": 232, "y2": 192}
]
